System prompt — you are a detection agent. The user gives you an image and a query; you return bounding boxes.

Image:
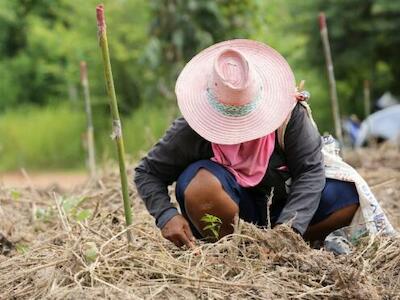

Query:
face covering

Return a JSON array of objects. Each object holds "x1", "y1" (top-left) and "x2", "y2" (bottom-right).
[{"x1": 211, "y1": 132, "x2": 275, "y2": 187}]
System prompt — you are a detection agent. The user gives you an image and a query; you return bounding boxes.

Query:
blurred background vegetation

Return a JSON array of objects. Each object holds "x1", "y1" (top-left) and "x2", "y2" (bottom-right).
[{"x1": 0, "y1": 0, "x2": 399, "y2": 171}]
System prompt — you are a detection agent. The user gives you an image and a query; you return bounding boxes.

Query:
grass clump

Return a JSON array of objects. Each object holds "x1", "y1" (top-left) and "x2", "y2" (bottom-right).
[{"x1": 0, "y1": 104, "x2": 86, "y2": 171}]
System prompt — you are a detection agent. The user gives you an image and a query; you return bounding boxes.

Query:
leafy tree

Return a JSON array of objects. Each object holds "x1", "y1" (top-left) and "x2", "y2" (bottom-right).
[
  {"x1": 144, "y1": 0, "x2": 259, "y2": 104},
  {"x1": 0, "y1": 0, "x2": 74, "y2": 108},
  {"x1": 1, "y1": 0, "x2": 399, "y2": 134},
  {"x1": 290, "y1": 0, "x2": 400, "y2": 118},
  {"x1": 0, "y1": 0, "x2": 150, "y2": 113}
]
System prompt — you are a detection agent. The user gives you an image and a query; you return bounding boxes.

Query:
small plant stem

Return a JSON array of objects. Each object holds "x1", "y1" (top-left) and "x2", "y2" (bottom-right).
[
  {"x1": 80, "y1": 61, "x2": 97, "y2": 179},
  {"x1": 96, "y1": 4, "x2": 132, "y2": 243}
]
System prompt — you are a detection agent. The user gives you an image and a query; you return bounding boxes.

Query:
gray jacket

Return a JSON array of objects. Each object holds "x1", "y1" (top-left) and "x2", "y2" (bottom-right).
[{"x1": 134, "y1": 103, "x2": 325, "y2": 235}]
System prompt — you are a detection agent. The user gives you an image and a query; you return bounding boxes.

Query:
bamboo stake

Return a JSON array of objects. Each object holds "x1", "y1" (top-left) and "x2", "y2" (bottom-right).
[
  {"x1": 363, "y1": 79, "x2": 374, "y2": 147},
  {"x1": 80, "y1": 61, "x2": 97, "y2": 179},
  {"x1": 96, "y1": 4, "x2": 133, "y2": 243},
  {"x1": 363, "y1": 79, "x2": 371, "y2": 118},
  {"x1": 319, "y1": 12, "x2": 343, "y2": 145}
]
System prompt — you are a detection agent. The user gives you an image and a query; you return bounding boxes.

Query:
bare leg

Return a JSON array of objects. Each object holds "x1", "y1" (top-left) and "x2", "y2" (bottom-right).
[
  {"x1": 184, "y1": 169, "x2": 238, "y2": 239},
  {"x1": 303, "y1": 204, "x2": 359, "y2": 242}
]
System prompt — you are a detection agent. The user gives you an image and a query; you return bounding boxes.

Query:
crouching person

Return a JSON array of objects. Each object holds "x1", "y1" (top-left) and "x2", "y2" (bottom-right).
[{"x1": 134, "y1": 39, "x2": 360, "y2": 248}]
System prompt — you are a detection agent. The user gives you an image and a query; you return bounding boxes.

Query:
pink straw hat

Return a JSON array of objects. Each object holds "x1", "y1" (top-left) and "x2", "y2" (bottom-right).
[{"x1": 175, "y1": 39, "x2": 297, "y2": 145}]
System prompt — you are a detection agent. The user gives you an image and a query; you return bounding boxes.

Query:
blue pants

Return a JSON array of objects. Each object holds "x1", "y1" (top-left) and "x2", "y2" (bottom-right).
[{"x1": 175, "y1": 160, "x2": 359, "y2": 238}]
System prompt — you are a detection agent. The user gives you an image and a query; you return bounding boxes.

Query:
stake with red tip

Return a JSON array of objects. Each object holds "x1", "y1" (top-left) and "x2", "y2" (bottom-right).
[{"x1": 96, "y1": 4, "x2": 133, "y2": 243}]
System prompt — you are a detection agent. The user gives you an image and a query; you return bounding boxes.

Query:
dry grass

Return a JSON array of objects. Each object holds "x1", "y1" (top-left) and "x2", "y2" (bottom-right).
[{"x1": 0, "y1": 146, "x2": 399, "y2": 299}]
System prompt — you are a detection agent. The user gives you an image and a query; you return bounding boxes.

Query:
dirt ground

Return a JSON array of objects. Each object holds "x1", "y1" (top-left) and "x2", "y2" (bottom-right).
[
  {"x1": 0, "y1": 171, "x2": 88, "y2": 190},
  {"x1": 0, "y1": 145, "x2": 399, "y2": 299}
]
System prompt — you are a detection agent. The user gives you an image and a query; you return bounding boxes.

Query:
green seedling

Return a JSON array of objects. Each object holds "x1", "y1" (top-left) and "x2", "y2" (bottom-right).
[
  {"x1": 201, "y1": 213, "x2": 222, "y2": 240},
  {"x1": 62, "y1": 196, "x2": 85, "y2": 213},
  {"x1": 15, "y1": 243, "x2": 29, "y2": 254},
  {"x1": 84, "y1": 242, "x2": 98, "y2": 264},
  {"x1": 35, "y1": 197, "x2": 92, "y2": 224},
  {"x1": 61, "y1": 196, "x2": 92, "y2": 222},
  {"x1": 10, "y1": 190, "x2": 21, "y2": 201},
  {"x1": 75, "y1": 209, "x2": 91, "y2": 222},
  {"x1": 35, "y1": 207, "x2": 54, "y2": 223}
]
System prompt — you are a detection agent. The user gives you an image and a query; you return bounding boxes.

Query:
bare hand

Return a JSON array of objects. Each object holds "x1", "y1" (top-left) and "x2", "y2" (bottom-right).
[{"x1": 161, "y1": 215, "x2": 195, "y2": 248}]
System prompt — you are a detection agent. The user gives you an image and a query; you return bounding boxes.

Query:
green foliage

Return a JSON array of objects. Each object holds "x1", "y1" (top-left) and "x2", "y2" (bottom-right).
[
  {"x1": 83, "y1": 242, "x2": 98, "y2": 264},
  {"x1": 1, "y1": 0, "x2": 399, "y2": 169},
  {"x1": 75, "y1": 209, "x2": 92, "y2": 222},
  {"x1": 145, "y1": 0, "x2": 259, "y2": 103},
  {"x1": 15, "y1": 243, "x2": 29, "y2": 254},
  {"x1": 290, "y1": 0, "x2": 400, "y2": 118},
  {"x1": 35, "y1": 196, "x2": 91, "y2": 224},
  {"x1": 10, "y1": 190, "x2": 21, "y2": 201},
  {"x1": 61, "y1": 196, "x2": 92, "y2": 222},
  {"x1": 0, "y1": 103, "x2": 173, "y2": 170},
  {"x1": 201, "y1": 213, "x2": 222, "y2": 240},
  {"x1": 0, "y1": 0, "x2": 150, "y2": 112},
  {"x1": 0, "y1": 104, "x2": 86, "y2": 170},
  {"x1": 35, "y1": 207, "x2": 54, "y2": 223},
  {"x1": 121, "y1": 105, "x2": 178, "y2": 159}
]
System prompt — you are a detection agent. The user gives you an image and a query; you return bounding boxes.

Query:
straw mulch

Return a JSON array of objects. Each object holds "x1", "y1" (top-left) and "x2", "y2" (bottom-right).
[
  {"x1": 345, "y1": 144, "x2": 400, "y2": 230},
  {"x1": 1, "y1": 147, "x2": 399, "y2": 299}
]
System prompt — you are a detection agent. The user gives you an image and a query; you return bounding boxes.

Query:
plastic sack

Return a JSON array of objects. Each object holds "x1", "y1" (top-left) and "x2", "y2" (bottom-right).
[{"x1": 322, "y1": 135, "x2": 396, "y2": 241}]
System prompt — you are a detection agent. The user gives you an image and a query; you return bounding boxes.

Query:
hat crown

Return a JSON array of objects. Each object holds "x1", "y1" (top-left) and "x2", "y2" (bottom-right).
[
  {"x1": 175, "y1": 39, "x2": 296, "y2": 144},
  {"x1": 212, "y1": 49, "x2": 257, "y2": 106}
]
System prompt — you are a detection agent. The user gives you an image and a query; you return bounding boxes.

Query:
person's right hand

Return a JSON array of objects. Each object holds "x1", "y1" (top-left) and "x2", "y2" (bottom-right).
[{"x1": 161, "y1": 214, "x2": 195, "y2": 248}]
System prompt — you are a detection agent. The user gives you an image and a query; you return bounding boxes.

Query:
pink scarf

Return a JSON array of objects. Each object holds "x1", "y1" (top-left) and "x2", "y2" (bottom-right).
[{"x1": 211, "y1": 132, "x2": 276, "y2": 187}]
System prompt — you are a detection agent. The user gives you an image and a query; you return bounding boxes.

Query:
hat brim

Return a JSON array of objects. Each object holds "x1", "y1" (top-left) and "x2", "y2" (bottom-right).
[{"x1": 175, "y1": 39, "x2": 296, "y2": 145}]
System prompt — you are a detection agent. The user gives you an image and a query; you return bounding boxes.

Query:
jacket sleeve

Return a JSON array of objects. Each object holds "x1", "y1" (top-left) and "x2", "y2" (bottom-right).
[
  {"x1": 276, "y1": 104, "x2": 325, "y2": 235},
  {"x1": 134, "y1": 117, "x2": 194, "y2": 229}
]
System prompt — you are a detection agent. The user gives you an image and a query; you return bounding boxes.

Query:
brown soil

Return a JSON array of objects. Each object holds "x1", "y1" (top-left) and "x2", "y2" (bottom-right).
[{"x1": 0, "y1": 171, "x2": 88, "y2": 190}]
